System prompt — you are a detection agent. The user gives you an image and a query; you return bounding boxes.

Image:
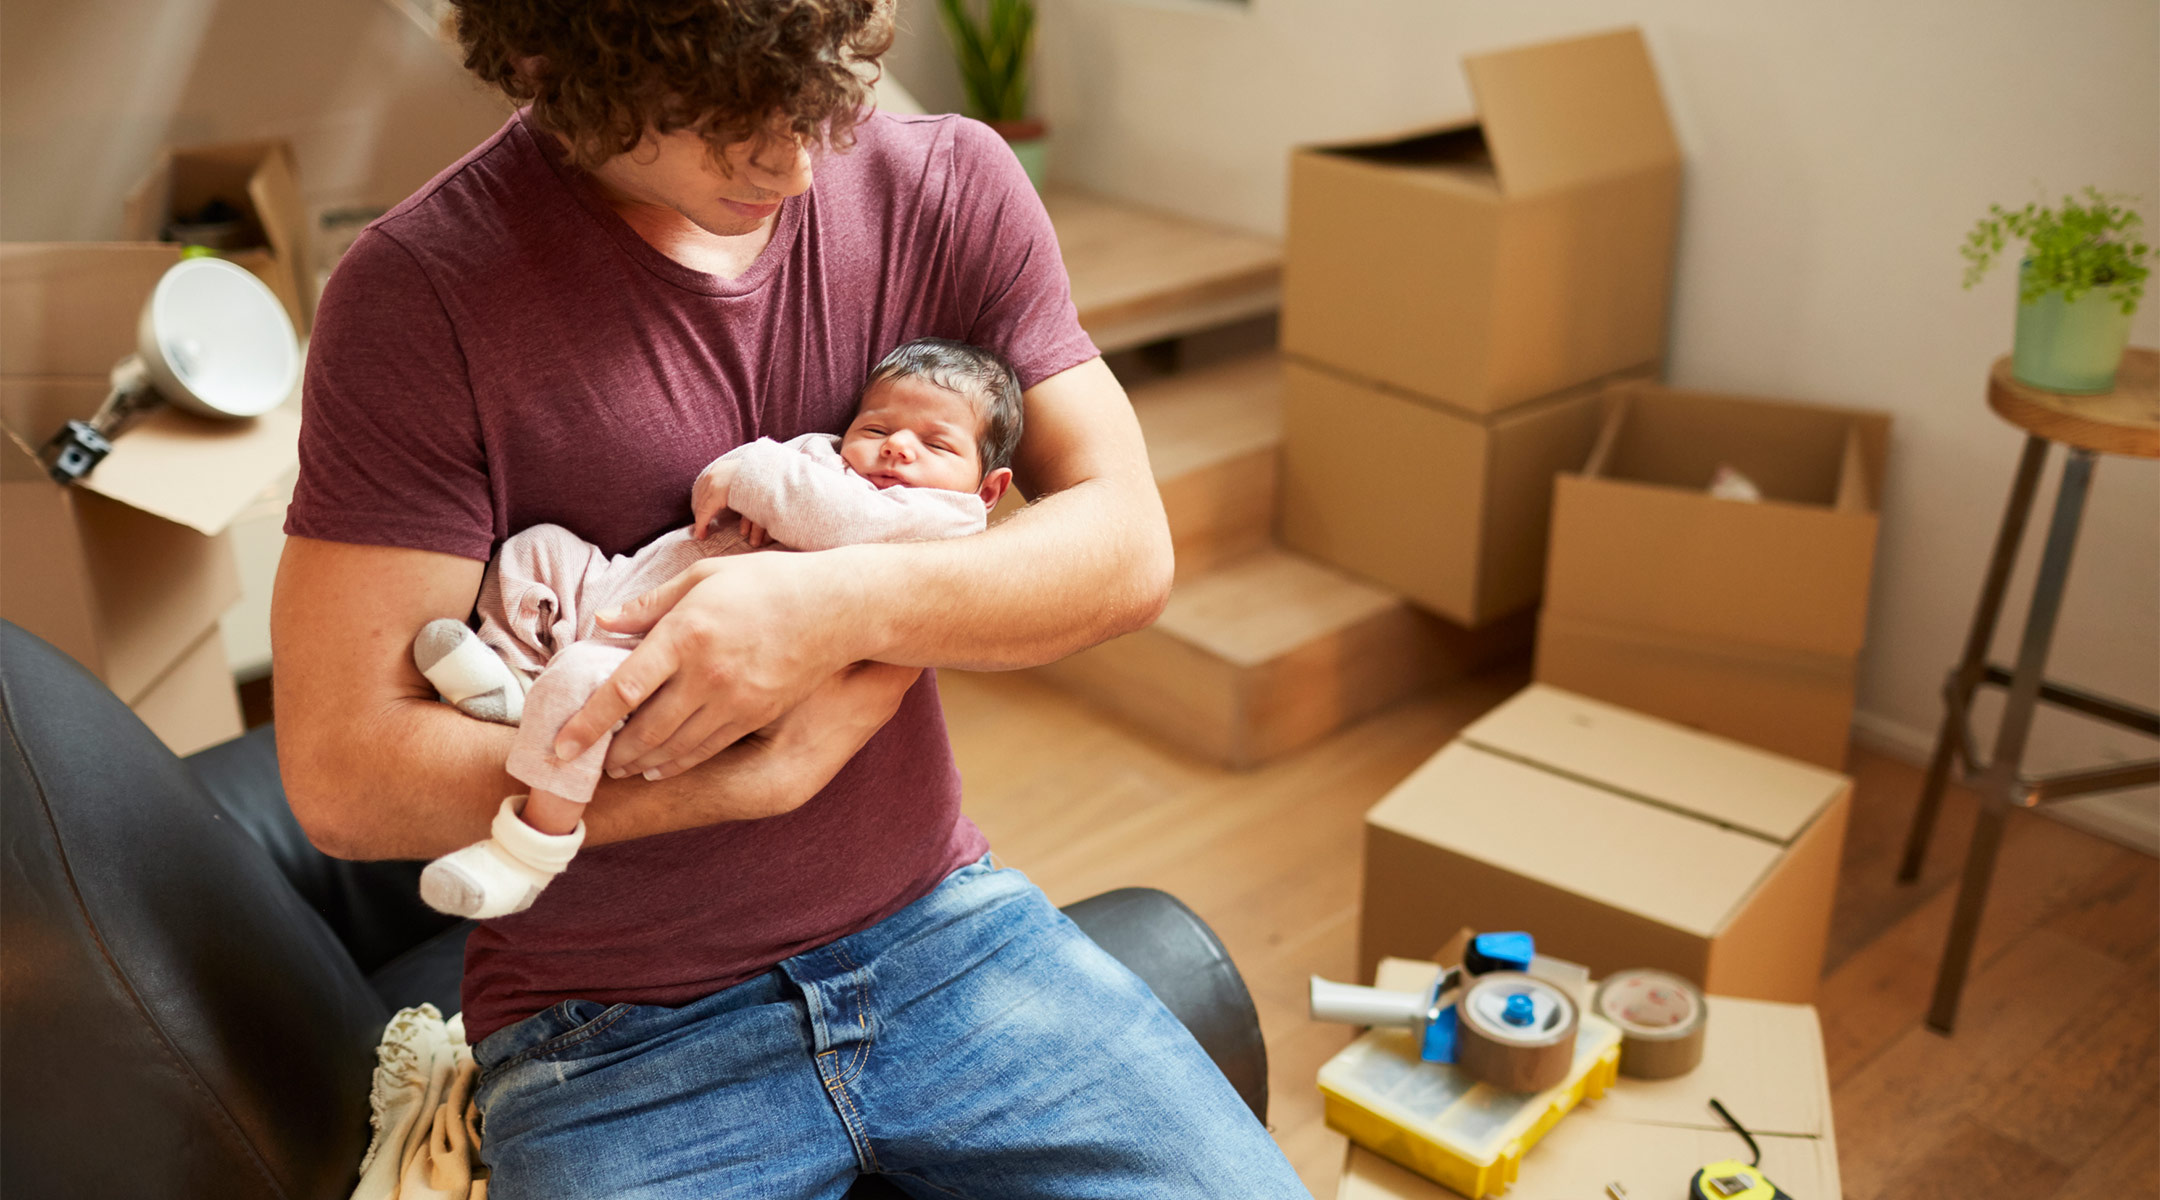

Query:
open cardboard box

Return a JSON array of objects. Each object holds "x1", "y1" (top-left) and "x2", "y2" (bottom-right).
[
  {"x1": 1536, "y1": 381, "x2": 1891, "y2": 768},
  {"x1": 1278, "y1": 360, "x2": 1651, "y2": 628},
  {"x1": 123, "y1": 139, "x2": 312, "y2": 332},
  {"x1": 1338, "y1": 957, "x2": 1840, "y2": 1199},
  {"x1": 1360, "y1": 685, "x2": 1852, "y2": 1004},
  {"x1": 1282, "y1": 27, "x2": 1680, "y2": 416},
  {"x1": 0, "y1": 244, "x2": 300, "y2": 752}
]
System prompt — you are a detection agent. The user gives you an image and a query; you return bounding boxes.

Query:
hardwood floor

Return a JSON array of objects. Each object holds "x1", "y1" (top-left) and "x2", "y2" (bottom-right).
[{"x1": 939, "y1": 664, "x2": 2160, "y2": 1200}]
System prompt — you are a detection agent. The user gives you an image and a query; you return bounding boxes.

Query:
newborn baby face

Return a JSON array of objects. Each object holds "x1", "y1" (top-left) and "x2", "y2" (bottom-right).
[{"x1": 839, "y1": 374, "x2": 988, "y2": 493}]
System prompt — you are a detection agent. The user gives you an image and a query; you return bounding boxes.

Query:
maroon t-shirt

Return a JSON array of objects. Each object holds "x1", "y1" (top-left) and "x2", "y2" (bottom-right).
[{"x1": 286, "y1": 109, "x2": 1097, "y2": 1043}]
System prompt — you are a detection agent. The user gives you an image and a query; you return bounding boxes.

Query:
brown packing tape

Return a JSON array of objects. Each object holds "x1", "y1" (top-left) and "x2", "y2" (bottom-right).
[
  {"x1": 1455, "y1": 972, "x2": 1576, "y2": 1093},
  {"x1": 1594, "y1": 968, "x2": 1707, "y2": 1080}
]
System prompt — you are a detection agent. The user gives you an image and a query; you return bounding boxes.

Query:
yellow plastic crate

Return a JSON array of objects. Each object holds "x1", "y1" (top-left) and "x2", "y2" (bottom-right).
[{"x1": 1318, "y1": 1012, "x2": 1622, "y2": 1197}]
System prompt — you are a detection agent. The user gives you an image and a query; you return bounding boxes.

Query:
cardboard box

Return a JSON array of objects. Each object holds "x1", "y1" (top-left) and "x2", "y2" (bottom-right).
[
  {"x1": 0, "y1": 244, "x2": 300, "y2": 713},
  {"x1": 123, "y1": 139, "x2": 311, "y2": 332},
  {"x1": 1537, "y1": 381, "x2": 1891, "y2": 768},
  {"x1": 1283, "y1": 28, "x2": 1680, "y2": 415},
  {"x1": 1338, "y1": 957, "x2": 1841, "y2": 1199},
  {"x1": 130, "y1": 623, "x2": 246, "y2": 757},
  {"x1": 1360, "y1": 685, "x2": 1852, "y2": 1002},
  {"x1": 1278, "y1": 358, "x2": 1649, "y2": 628}
]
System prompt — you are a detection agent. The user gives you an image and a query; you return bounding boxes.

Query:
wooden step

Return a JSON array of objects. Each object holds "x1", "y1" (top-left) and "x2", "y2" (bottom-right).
[
  {"x1": 1030, "y1": 547, "x2": 1532, "y2": 769},
  {"x1": 1048, "y1": 188, "x2": 1283, "y2": 354},
  {"x1": 1129, "y1": 352, "x2": 1283, "y2": 580}
]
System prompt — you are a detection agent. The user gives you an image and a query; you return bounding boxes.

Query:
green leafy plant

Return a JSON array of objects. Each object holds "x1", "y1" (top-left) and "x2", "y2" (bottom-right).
[
  {"x1": 937, "y1": 0, "x2": 1037, "y2": 125},
  {"x1": 1961, "y1": 188, "x2": 2150, "y2": 315}
]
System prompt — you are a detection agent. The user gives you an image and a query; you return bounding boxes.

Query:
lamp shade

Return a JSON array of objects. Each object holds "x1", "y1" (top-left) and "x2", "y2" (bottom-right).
[{"x1": 136, "y1": 257, "x2": 299, "y2": 419}]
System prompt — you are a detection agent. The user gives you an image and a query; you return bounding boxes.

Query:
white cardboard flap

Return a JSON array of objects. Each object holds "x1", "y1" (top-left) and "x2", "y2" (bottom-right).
[
  {"x1": 1462, "y1": 685, "x2": 1849, "y2": 844},
  {"x1": 1366, "y1": 742, "x2": 1782, "y2": 938},
  {"x1": 1462, "y1": 26, "x2": 1680, "y2": 197}
]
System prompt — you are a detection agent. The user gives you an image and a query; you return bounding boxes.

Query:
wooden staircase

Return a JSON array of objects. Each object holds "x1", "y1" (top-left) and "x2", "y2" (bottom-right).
[{"x1": 1026, "y1": 351, "x2": 1529, "y2": 768}]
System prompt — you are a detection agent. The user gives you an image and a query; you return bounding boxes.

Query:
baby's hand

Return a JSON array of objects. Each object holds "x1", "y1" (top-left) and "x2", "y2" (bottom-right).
[
  {"x1": 691, "y1": 460, "x2": 741, "y2": 539},
  {"x1": 739, "y1": 515, "x2": 773, "y2": 548}
]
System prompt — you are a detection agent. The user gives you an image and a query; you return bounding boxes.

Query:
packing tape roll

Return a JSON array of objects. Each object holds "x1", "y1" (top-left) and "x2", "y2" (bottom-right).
[
  {"x1": 1593, "y1": 968, "x2": 1707, "y2": 1080},
  {"x1": 1455, "y1": 972, "x2": 1577, "y2": 1093}
]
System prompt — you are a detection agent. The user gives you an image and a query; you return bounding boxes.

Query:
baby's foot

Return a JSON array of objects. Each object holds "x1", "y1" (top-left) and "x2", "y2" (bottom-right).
[
  {"x1": 414, "y1": 618, "x2": 524, "y2": 724},
  {"x1": 419, "y1": 796, "x2": 585, "y2": 919}
]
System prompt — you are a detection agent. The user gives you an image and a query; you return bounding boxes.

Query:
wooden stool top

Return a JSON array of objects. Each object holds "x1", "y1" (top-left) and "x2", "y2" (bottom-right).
[{"x1": 1989, "y1": 347, "x2": 2159, "y2": 458}]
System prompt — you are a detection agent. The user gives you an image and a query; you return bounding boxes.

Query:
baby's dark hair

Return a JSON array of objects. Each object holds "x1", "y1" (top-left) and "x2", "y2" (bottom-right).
[{"x1": 865, "y1": 338, "x2": 1025, "y2": 474}]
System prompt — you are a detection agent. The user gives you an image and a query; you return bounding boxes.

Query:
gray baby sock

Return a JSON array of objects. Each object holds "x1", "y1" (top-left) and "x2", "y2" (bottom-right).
[{"x1": 413, "y1": 618, "x2": 525, "y2": 724}]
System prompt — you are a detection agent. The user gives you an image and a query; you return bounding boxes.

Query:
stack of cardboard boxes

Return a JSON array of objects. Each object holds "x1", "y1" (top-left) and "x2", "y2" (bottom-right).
[
  {"x1": 0, "y1": 142, "x2": 307, "y2": 755},
  {"x1": 1281, "y1": 25, "x2": 1892, "y2": 771},
  {"x1": 1279, "y1": 27, "x2": 1681, "y2": 630},
  {"x1": 1285, "y1": 28, "x2": 1884, "y2": 1035}
]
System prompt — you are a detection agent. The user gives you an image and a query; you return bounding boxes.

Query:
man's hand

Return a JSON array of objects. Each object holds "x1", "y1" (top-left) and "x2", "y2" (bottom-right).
[
  {"x1": 553, "y1": 548, "x2": 867, "y2": 780},
  {"x1": 712, "y1": 660, "x2": 923, "y2": 817}
]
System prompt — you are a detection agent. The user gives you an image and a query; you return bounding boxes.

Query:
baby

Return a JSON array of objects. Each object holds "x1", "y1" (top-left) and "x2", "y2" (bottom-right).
[{"x1": 411, "y1": 338, "x2": 1021, "y2": 918}]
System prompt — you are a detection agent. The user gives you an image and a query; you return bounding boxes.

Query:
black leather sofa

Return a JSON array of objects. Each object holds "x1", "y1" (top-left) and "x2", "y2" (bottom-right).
[{"x1": 0, "y1": 621, "x2": 1268, "y2": 1198}]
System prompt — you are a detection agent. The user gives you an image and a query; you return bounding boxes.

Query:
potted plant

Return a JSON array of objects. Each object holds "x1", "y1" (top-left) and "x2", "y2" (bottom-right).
[
  {"x1": 1961, "y1": 188, "x2": 2150, "y2": 393},
  {"x1": 937, "y1": 0, "x2": 1045, "y2": 190}
]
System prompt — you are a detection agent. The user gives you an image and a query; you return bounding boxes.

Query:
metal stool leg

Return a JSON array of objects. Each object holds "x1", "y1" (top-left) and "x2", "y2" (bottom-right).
[
  {"x1": 1926, "y1": 449, "x2": 2097, "y2": 1034},
  {"x1": 1900, "y1": 436, "x2": 2051, "y2": 882}
]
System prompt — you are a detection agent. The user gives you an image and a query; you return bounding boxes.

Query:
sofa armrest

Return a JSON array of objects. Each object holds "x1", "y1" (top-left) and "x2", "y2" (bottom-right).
[{"x1": 188, "y1": 724, "x2": 465, "y2": 976}]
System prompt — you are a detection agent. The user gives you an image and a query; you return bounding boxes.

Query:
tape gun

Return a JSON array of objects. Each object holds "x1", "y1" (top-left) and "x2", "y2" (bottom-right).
[
  {"x1": 1308, "y1": 930, "x2": 1545, "y2": 1063},
  {"x1": 1308, "y1": 931, "x2": 1587, "y2": 1076},
  {"x1": 1309, "y1": 965, "x2": 1466, "y2": 1062}
]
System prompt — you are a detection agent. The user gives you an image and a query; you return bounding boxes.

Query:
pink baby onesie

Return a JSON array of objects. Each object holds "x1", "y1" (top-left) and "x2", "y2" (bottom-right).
[{"x1": 472, "y1": 433, "x2": 988, "y2": 803}]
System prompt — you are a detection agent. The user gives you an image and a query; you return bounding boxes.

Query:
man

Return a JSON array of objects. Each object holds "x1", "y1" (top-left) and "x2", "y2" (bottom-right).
[{"x1": 271, "y1": 1, "x2": 1311, "y2": 1195}]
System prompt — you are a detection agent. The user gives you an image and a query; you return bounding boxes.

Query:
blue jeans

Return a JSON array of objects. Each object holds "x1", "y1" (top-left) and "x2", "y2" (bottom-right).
[{"x1": 471, "y1": 858, "x2": 1311, "y2": 1198}]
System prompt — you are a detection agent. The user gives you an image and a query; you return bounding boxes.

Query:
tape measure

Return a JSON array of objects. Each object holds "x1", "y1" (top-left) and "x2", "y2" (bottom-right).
[
  {"x1": 1455, "y1": 972, "x2": 1577, "y2": 1092},
  {"x1": 1594, "y1": 968, "x2": 1707, "y2": 1079},
  {"x1": 1689, "y1": 1161, "x2": 1790, "y2": 1200}
]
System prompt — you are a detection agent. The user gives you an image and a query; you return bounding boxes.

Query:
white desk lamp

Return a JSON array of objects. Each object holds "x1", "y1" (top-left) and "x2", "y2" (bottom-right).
[{"x1": 40, "y1": 255, "x2": 299, "y2": 483}]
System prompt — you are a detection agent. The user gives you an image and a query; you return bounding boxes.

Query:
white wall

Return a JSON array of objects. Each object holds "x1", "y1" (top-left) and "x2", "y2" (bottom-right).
[
  {"x1": 896, "y1": 0, "x2": 2160, "y2": 835},
  {"x1": 0, "y1": 0, "x2": 512, "y2": 244}
]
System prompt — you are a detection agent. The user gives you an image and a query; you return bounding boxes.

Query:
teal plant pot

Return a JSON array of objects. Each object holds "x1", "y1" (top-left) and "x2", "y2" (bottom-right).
[
  {"x1": 1007, "y1": 138, "x2": 1048, "y2": 191},
  {"x1": 989, "y1": 118, "x2": 1048, "y2": 192},
  {"x1": 2012, "y1": 262, "x2": 2135, "y2": 393}
]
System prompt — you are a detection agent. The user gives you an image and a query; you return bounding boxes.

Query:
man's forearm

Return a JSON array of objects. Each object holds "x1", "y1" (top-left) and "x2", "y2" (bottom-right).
[
  {"x1": 288, "y1": 693, "x2": 825, "y2": 859},
  {"x1": 835, "y1": 472, "x2": 1172, "y2": 671}
]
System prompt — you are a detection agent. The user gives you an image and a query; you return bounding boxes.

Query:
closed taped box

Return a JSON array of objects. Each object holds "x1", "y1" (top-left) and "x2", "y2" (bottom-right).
[{"x1": 1360, "y1": 685, "x2": 1852, "y2": 1003}]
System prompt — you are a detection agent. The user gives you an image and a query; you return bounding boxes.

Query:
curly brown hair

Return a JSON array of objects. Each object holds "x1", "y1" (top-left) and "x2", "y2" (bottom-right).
[{"x1": 449, "y1": 0, "x2": 894, "y2": 170}]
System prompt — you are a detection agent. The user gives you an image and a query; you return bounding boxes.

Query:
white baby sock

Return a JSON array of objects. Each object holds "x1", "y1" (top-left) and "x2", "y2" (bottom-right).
[
  {"x1": 418, "y1": 797, "x2": 586, "y2": 919},
  {"x1": 413, "y1": 618, "x2": 525, "y2": 724}
]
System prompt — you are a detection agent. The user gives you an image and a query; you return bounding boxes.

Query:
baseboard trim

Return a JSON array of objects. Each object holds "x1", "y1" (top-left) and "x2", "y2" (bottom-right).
[{"x1": 1851, "y1": 708, "x2": 2158, "y2": 858}]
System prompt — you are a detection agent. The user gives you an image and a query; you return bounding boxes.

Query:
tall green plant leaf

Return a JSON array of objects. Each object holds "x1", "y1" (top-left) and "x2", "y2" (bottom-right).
[{"x1": 937, "y1": 0, "x2": 1036, "y2": 123}]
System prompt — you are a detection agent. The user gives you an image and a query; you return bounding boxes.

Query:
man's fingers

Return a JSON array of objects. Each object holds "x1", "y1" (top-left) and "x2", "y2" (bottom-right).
[
  {"x1": 595, "y1": 566, "x2": 702, "y2": 635},
  {"x1": 554, "y1": 641, "x2": 679, "y2": 762},
  {"x1": 601, "y1": 679, "x2": 708, "y2": 774},
  {"x1": 614, "y1": 696, "x2": 728, "y2": 777},
  {"x1": 646, "y1": 721, "x2": 759, "y2": 782}
]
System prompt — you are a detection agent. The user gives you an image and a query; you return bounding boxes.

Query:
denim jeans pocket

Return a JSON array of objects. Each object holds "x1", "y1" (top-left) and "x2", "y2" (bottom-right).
[{"x1": 489, "y1": 999, "x2": 637, "y2": 1075}]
